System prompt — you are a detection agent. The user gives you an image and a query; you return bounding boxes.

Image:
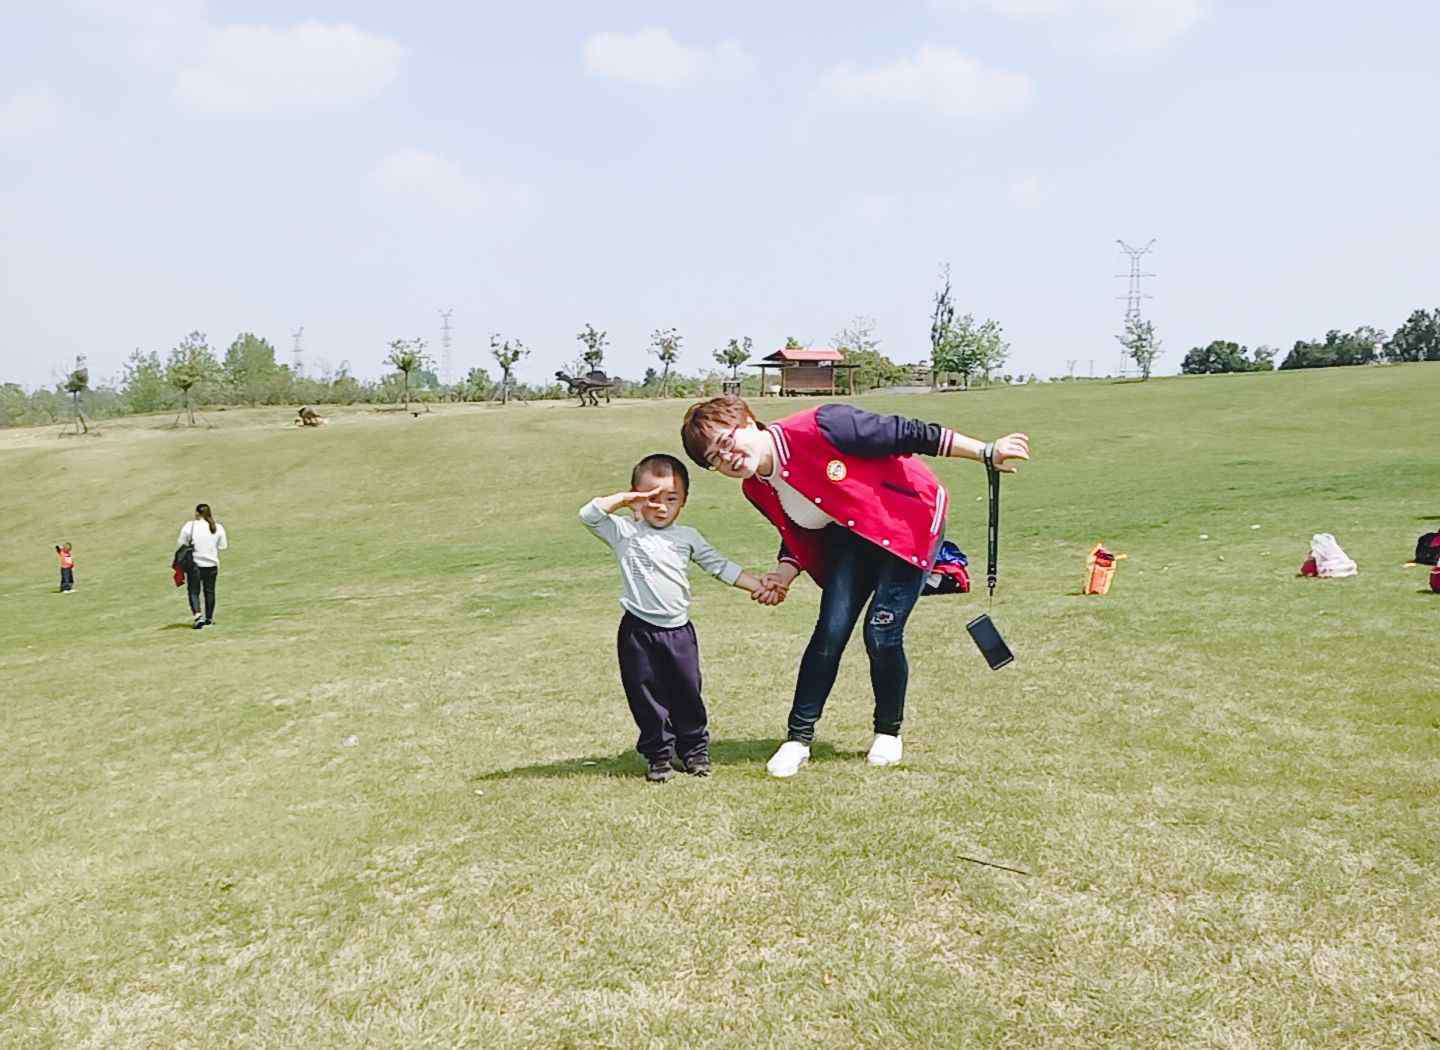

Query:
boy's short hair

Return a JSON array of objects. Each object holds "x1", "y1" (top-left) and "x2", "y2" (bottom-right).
[
  {"x1": 680, "y1": 395, "x2": 761, "y2": 468},
  {"x1": 631, "y1": 453, "x2": 690, "y2": 499}
]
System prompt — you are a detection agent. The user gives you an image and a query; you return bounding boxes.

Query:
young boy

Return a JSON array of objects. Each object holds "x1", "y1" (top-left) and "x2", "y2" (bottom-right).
[
  {"x1": 580, "y1": 453, "x2": 765, "y2": 782},
  {"x1": 55, "y1": 543, "x2": 75, "y2": 593}
]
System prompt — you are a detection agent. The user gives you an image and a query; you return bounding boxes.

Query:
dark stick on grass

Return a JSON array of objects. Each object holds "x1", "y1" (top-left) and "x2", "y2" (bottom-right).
[{"x1": 957, "y1": 854, "x2": 1032, "y2": 877}]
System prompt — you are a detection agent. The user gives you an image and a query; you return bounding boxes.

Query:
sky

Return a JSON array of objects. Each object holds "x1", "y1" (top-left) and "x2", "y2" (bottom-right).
[{"x1": 2, "y1": 1, "x2": 1438, "y2": 389}]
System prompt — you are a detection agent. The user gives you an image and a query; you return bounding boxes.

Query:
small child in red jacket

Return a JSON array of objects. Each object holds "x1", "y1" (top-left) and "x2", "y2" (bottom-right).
[{"x1": 55, "y1": 543, "x2": 75, "y2": 593}]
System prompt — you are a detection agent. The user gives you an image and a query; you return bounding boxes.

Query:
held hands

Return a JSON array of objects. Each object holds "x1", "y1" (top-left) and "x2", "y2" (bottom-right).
[
  {"x1": 750, "y1": 566, "x2": 796, "y2": 606},
  {"x1": 990, "y1": 433, "x2": 1031, "y2": 473}
]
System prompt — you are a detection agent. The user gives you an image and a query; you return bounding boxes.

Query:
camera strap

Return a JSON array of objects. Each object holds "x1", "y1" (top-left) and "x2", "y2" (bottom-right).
[{"x1": 982, "y1": 443, "x2": 1000, "y2": 603}]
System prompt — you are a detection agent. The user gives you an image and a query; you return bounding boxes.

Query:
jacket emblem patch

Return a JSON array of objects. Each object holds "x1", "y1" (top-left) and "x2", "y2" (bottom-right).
[{"x1": 826, "y1": 459, "x2": 847, "y2": 482}]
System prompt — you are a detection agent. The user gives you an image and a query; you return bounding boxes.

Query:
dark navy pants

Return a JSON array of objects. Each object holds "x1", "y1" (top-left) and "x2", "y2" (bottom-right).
[
  {"x1": 617, "y1": 612, "x2": 708, "y2": 763},
  {"x1": 787, "y1": 526, "x2": 926, "y2": 744},
  {"x1": 59, "y1": 567, "x2": 74, "y2": 592}
]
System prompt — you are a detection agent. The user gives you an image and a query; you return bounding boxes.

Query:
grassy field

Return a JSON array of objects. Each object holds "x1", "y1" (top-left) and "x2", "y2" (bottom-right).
[{"x1": 1, "y1": 366, "x2": 1436, "y2": 1048}]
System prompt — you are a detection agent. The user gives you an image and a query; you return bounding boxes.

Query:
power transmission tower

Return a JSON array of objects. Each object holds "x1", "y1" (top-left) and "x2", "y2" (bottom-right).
[
  {"x1": 438, "y1": 308, "x2": 454, "y2": 385},
  {"x1": 1065, "y1": 359, "x2": 1077, "y2": 379},
  {"x1": 1115, "y1": 239, "x2": 1156, "y2": 377},
  {"x1": 291, "y1": 325, "x2": 305, "y2": 377}
]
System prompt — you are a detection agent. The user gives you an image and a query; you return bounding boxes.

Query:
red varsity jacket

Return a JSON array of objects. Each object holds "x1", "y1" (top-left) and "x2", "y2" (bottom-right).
[{"x1": 741, "y1": 406, "x2": 952, "y2": 586}]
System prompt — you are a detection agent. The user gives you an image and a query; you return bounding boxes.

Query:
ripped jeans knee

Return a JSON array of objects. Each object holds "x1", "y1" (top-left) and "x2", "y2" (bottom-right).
[{"x1": 864, "y1": 607, "x2": 906, "y2": 654}]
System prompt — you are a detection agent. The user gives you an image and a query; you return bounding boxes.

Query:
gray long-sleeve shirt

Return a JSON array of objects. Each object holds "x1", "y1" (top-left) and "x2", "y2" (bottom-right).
[{"x1": 580, "y1": 499, "x2": 743, "y2": 628}]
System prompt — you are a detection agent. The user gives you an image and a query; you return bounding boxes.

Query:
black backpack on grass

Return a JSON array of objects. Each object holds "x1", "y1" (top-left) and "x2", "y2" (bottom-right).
[{"x1": 1416, "y1": 532, "x2": 1440, "y2": 566}]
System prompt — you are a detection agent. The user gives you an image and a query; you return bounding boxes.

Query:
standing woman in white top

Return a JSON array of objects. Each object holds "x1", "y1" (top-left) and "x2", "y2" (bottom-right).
[{"x1": 178, "y1": 503, "x2": 228, "y2": 629}]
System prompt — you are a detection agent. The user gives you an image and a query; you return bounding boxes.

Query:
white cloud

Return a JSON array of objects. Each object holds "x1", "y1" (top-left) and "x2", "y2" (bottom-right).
[
  {"x1": 0, "y1": 84, "x2": 61, "y2": 139},
  {"x1": 371, "y1": 149, "x2": 534, "y2": 220},
  {"x1": 175, "y1": 21, "x2": 404, "y2": 115},
  {"x1": 583, "y1": 28, "x2": 755, "y2": 87},
  {"x1": 935, "y1": 0, "x2": 1204, "y2": 54},
  {"x1": 817, "y1": 46, "x2": 1032, "y2": 119},
  {"x1": 1008, "y1": 174, "x2": 1052, "y2": 208}
]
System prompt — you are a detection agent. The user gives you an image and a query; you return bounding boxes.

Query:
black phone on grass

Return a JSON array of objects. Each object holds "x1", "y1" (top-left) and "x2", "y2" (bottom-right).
[{"x1": 966, "y1": 614, "x2": 1014, "y2": 670}]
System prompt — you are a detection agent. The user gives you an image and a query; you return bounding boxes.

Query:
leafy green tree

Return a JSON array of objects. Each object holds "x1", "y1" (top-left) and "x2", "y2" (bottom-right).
[
  {"x1": 0, "y1": 383, "x2": 26, "y2": 427},
  {"x1": 120, "y1": 350, "x2": 171, "y2": 414},
  {"x1": 577, "y1": 324, "x2": 609, "y2": 371},
  {"x1": 1280, "y1": 327, "x2": 1382, "y2": 370},
  {"x1": 936, "y1": 313, "x2": 1008, "y2": 389},
  {"x1": 713, "y1": 336, "x2": 753, "y2": 380},
  {"x1": 166, "y1": 331, "x2": 220, "y2": 425},
  {"x1": 223, "y1": 333, "x2": 283, "y2": 405},
  {"x1": 1181, "y1": 340, "x2": 1275, "y2": 374},
  {"x1": 834, "y1": 316, "x2": 907, "y2": 393},
  {"x1": 385, "y1": 338, "x2": 431, "y2": 412},
  {"x1": 648, "y1": 327, "x2": 682, "y2": 397},
  {"x1": 490, "y1": 334, "x2": 529, "y2": 405},
  {"x1": 1384, "y1": 308, "x2": 1440, "y2": 362},
  {"x1": 461, "y1": 366, "x2": 494, "y2": 401},
  {"x1": 1117, "y1": 316, "x2": 1161, "y2": 380}
]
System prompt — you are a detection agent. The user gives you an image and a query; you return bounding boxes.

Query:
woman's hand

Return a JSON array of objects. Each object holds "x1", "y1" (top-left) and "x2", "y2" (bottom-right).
[
  {"x1": 991, "y1": 433, "x2": 1031, "y2": 473},
  {"x1": 751, "y1": 563, "x2": 798, "y2": 605},
  {"x1": 752, "y1": 578, "x2": 787, "y2": 605}
]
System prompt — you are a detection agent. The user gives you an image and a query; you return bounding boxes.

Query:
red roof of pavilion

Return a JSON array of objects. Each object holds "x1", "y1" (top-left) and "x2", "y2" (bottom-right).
[{"x1": 760, "y1": 346, "x2": 844, "y2": 363}]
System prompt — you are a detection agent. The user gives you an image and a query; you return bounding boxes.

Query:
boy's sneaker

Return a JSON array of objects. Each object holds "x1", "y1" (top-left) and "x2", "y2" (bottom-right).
[
  {"x1": 192, "y1": 617, "x2": 205, "y2": 630},
  {"x1": 866, "y1": 733, "x2": 903, "y2": 767},
  {"x1": 645, "y1": 759, "x2": 675, "y2": 783},
  {"x1": 678, "y1": 753, "x2": 711, "y2": 777},
  {"x1": 766, "y1": 740, "x2": 810, "y2": 778}
]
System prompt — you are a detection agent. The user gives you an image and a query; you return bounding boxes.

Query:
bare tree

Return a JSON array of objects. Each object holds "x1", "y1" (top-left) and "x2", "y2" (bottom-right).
[
  {"x1": 385, "y1": 338, "x2": 431, "y2": 412},
  {"x1": 1118, "y1": 316, "x2": 1162, "y2": 380},
  {"x1": 491, "y1": 334, "x2": 529, "y2": 405},
  {"x1": 166, "y1": 331, "x2": 220, "y2": 426},
  {"x1": 648, "y1": 327, "x2": 682, "y2": 397},
  {"x1": 577, "y1": 324, "x2": 609, "y2": 371},
  {"x1": 713, "y1": 336, "x2": 752, "y2": 380},
  {"x1": 63, "y1": 356, "x2": 90, "y2": 434}
]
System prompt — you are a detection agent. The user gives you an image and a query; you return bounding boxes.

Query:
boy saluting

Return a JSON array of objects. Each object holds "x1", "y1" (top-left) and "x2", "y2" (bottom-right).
[{"x1": 580, "y1": 453, "x2": 766, "y2": 782}]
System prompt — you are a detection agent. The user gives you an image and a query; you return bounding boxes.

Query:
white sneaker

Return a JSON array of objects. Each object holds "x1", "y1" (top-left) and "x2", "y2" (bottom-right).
[
  {"x1": 866, "y1": 734, "x2": 903, "y2": 767},
  {"x1": 766, "y1": 740, "x2": 810, "y2": 778}
]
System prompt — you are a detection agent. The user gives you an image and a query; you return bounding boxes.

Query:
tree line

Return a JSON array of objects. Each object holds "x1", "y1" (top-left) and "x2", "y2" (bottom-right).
[
  {"x1": 1182, "y1": 307, "x2": 1440, "y2": 375},
  {"x1": 0, "y1": 318, "x2": 933, "y2": 428}
]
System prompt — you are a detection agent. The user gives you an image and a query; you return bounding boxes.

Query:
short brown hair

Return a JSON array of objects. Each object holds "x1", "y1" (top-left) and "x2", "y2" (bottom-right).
[
  {"x1": 631, "y1": 453, "x2": 689, "y2": 499},
  {"x1": 680, "y1": 395, "x2": 761, "y2": 468}
]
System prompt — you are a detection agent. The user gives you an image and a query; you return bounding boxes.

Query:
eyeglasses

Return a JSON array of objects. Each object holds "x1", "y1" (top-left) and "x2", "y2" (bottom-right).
[{"x1": 704, "y1": 426, "x2": 739, "y2": 470}]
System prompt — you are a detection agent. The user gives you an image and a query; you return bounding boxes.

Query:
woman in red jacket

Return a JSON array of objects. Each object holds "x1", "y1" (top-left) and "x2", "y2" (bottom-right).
[{"x1": 681, "y1": 396, "x2": 1029, "y2": 778}]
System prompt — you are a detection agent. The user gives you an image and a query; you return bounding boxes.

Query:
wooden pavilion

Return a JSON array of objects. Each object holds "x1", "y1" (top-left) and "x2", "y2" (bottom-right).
[{"x1": 751, "y1": 346, "x2": 858, "y2": 396}]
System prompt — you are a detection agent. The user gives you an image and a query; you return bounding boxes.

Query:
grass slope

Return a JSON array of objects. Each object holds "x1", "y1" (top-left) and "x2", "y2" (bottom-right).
[{"x1": 1, "y1": 367, "x2": 1437, "y2": 1048}]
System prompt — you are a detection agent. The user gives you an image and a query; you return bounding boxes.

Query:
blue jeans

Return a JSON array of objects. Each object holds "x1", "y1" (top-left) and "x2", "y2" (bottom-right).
[{"x1": 787, "y1": 526, "x2": 926, "y2": 744}]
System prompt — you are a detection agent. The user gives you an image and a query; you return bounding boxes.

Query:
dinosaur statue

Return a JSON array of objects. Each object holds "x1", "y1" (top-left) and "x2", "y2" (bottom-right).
[{"x1": 555, "y1": 370, "x2": 620, "y2": 407}]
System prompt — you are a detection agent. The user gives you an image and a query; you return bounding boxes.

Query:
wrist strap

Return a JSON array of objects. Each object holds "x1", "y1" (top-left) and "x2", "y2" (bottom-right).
[{"x1": 984, "y1": 446, "x2": 1000, "y2": 602}]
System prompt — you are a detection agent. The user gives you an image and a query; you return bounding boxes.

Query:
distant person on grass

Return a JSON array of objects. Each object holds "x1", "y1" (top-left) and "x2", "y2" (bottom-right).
[
  {"x1": 580, "y1": 453, "x2": 769, "y2": 783},
  {"x1": 54, "y1": 542, "x2": 75, "y2": 593},
  {"x1": 177, "y1": 503, "x2": 228, "y2": 630},
  {"x1": 680, "y1": 395, "x2": 1030, "y2": 778}
]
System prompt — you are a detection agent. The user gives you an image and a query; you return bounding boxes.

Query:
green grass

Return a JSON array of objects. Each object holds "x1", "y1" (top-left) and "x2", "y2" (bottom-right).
[{"x1": 2, "y1": 367, "x2": 1437, "y2": 1048}]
